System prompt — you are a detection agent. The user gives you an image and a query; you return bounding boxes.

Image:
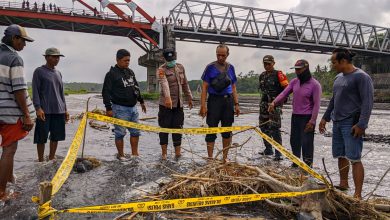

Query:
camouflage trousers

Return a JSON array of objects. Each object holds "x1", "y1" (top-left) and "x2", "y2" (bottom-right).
[{"x1": 259, "y1": 101, "x2": 282, "y2": 156}]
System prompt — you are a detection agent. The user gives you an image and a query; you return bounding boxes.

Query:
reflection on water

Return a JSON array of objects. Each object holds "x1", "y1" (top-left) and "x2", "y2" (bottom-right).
[{"x1": 2, "y1": 94, "x2": 390, "y2": 219}]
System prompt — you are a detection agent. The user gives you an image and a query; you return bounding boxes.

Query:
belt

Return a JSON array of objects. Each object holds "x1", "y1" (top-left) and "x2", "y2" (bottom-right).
[{"x1": 209, "y1": 93, "x2": 232, "y2": 98}]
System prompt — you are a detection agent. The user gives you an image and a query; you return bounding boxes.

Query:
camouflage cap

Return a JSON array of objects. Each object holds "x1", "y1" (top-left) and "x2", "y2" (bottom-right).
[{"x1": 263, "y1": 55, "x2": 275, "y2": 63}]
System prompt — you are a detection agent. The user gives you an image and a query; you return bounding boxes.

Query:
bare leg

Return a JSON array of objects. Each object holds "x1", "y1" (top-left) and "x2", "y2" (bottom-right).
[
  {"x1": 115, "y1": 139, "x2": 125, "y2": 157},
  {"x1": 352, "y1": 161, "x2": 364, "y2": 199},
  {"x1": 338, "y1": 158, "x2": 350, "y2": 189},
  {"x1": 161, "y1": 144, "x2": 167, "y2": 160},
  {"x1": 207, "y1": 142, "x2": 215, "y2": 159},
  {"x1": 37, "y1": 143, "x2": 45, "y2": 162},
  {"x1": 49, "y1": 141, "x2": 58, "y2": 160},
  {"x1": 0, "y1": 142, "x2": 18, "y2": 199},
  {"x1": 222, "y1": 137, "x2": 232, "y2": 163},
  {"x1": 174, "y1": 146, "x2": 181, "y2": 158},
  {"x1": 130, "y1": 136, "x2": 139, "y2": 156}
]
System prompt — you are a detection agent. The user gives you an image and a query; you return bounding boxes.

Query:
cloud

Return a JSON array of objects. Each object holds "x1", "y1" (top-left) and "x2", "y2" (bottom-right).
[{"x1": 1, "y1": 0, "x2": 388, "y2": 84}]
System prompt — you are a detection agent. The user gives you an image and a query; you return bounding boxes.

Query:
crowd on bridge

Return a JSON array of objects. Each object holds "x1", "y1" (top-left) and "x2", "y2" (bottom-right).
[
  {"x1": 19, "y1": 0, "x2": 100, "y2": 17},
  {"x1": 0, "y1": 24, "x2": 374, "y2": 202}
]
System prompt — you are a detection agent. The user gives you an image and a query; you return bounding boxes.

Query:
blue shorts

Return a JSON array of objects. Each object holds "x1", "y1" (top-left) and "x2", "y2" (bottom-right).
[
  {"x1": 332, "y1": 117, "x2": 363, "y2": 162},
  {"x1": 112, "y1": 104, "x2": 140, "y2": 140}
]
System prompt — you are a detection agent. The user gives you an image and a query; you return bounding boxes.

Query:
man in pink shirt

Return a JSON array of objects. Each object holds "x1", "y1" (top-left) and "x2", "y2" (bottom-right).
[{"x1": 268, "y1": 60, "x2": 322, "y2": 167}]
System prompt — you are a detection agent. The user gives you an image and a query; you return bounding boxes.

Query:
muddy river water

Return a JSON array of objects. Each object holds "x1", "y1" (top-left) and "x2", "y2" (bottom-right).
[{"x1": 1, "y1": 94, "x2": 389, "y2": 219}]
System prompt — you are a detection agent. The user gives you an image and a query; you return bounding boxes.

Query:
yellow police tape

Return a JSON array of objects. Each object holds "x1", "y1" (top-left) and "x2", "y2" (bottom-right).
[
  {"x1": 34, "y1": 112, "x2": 331, "y2": 219},
  {"x1": 87, "y1": 112, "x2": 254, "y2": 134},
  {"x1": 50, "y1": 189, "x2": 328, "y2": 215},
  {"x1": 51, "y1": 114, "x2": 87, "y2": 196},
  {"x1": 88, "y1": 112, "x2": 330, "y2": 186},
  {"x1": 253, "y1": 128, "x2": 331, "y2": 187}
]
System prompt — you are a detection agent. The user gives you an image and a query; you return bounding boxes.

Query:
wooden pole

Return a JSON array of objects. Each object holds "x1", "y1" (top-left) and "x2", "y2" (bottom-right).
[{"x1": 39, "y1": 181, "x2": 53, "y2": 220}]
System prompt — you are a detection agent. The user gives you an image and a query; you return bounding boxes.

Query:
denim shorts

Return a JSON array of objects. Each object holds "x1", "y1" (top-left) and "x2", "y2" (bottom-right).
[
  {"x1": 112, "y1": 104, "x2": 140, "y2": 140},
  {"x1": 332, "y1": 117, "x2": 363, "y2": 162}
]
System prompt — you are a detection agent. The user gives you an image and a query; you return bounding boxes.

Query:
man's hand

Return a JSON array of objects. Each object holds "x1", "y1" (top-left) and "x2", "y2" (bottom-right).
[
  {"x1": 351, "y1": 125, "x2": 365, "y2": 138},
  {"x1": 165, "y1": 97, "x2": 173, "y2": 109},
  {"x1": 36, "y1": 108, "x2": 45, "y2": 121},
  {"x1": 234, "y1": 104, "x2": 240, "y2": 117},
  {"x1": 106, "y1": 110, "x2": 113, "y2": 117},
  {"x1": 188, "y1": 99, "x2": 193, "y2": 110},
  {"x1": 141, "y1": 103, "x2": 147, "y2": 113},
  {"x1": 22, "y1": 115, "x2": 34, "y2": 131},
  {"x1": 304, "y1": 122, "x2": 315, "y2": 133},
  {"x1": 319, "y1": 119, "x2": 327, "y2": 134},
  {"x1": 268, "y1": 102, "x2": 275, "y2": 113},
  {"x1": 199, "y1": 105, "x2": 207, "y2": 118},
  {"x1": 65, "y1": 111, "x2": 70, "y2": 123}
]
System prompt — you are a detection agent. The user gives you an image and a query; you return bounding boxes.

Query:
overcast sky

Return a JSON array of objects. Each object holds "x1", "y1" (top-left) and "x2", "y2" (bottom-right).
[{"x1": 1, "y1": 0, "x2": 389, "y2": 83}]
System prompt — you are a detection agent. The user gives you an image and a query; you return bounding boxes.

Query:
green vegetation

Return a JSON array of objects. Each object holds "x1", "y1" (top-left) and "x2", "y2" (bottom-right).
[
  {"x1": 26, "y1": 65, "x2": 338, "y2": 99},
  {"x1": 142, "y1": 92, "x2": 159, "y2": 100}
]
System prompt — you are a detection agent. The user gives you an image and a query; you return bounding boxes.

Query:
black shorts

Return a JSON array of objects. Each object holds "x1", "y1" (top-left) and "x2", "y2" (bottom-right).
[
  {"x1": 34, "y1": 114, "x2": 66, "y2": 144},
  {"x1": 205, "y1": 94, "x2": 234, "y2": 142}
]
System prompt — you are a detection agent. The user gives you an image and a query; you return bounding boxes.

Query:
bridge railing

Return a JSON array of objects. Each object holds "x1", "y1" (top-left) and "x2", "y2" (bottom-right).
[
  {"x1": 0, "y1": 0, "x2": 149, "y2": 23},
  {"x1": 168, "y1": 0, "x2": 390, "y2": 55}
]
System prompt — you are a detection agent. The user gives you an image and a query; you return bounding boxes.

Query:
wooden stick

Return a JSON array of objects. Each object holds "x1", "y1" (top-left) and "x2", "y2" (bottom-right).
[
  {"x1": 39, "y1": 181, "x2": 53, "y2": 220},
  {"x1": 171, "y1": 174, "x2": 215, "y2": 181}
]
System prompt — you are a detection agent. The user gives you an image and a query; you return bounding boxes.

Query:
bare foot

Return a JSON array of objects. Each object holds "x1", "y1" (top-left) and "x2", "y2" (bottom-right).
[
  {"x1": 0, "y1": 191, "x2": 20, "y2": 202},
  {"x1": 161, "y1": 154, "x2": 167, "y2": 160},
  {"x1": 353, "y1": 194, "x2": 362, "y2": 200}
]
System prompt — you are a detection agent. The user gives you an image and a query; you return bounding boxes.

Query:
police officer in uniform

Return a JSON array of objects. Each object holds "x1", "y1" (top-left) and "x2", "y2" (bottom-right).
[
  {"x1": 157, "y1": 48, "x2": 193, "y2": 160},
  {"x1": 259, "y1": 55, "x2": 289, "y2": 160}
]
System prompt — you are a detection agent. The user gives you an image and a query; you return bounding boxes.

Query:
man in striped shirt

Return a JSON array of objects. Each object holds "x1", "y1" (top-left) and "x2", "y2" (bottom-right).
[{"x1": 0, "y1": 24, "x2": 34, "y2": 201}]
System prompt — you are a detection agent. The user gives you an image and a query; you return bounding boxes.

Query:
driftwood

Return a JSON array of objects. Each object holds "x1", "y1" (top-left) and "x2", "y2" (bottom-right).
[{"x1": 117, "y1": 162, "x2": 390, "y2": 219}]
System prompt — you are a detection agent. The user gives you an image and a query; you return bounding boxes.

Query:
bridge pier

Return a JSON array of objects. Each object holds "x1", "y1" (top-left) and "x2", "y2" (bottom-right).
[
  {"x1": 355, "y1": 56, "x2": 390, "y2": 102},
  {"x1": 138, "y1": 24, "x2": 176, "y2": 93}
]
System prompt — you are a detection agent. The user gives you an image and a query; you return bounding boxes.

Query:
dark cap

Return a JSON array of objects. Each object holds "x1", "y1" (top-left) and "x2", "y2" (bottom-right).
[
  {"x1": 291, "y1": 59, "x2": 309, "y2": 69},
  {"x1": 263, "y1": 55, "x2": 274, "y2": 63},
  {"x1": 4, "y1": 24, "x2": 34, "y2": 42},
  {"x1": 116, "y1": 49, "x2": 130, "y2": 60},
  {"x1": 163, "y1": 48, "x2": 176, "y2": 62},
  {"x1": 43, "y1": 47, "x2": 64, "y2": 57}
]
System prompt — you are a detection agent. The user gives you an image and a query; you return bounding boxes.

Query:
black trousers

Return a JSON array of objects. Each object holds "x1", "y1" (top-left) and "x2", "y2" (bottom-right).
[
  {"x1": 205, "y1": 94, "x2": 234, "y2": 143},
  {"x1": 290, "y1": 114, "x2": 314, "y2": 166},
  {"x1": 158, "y1": 105, "x2": 184, "y2": 147}
]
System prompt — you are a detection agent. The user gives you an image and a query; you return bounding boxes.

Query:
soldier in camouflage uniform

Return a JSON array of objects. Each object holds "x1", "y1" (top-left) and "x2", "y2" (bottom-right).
[{"x1": 258, "y1": 55, "x2": 289, "y2": 160}]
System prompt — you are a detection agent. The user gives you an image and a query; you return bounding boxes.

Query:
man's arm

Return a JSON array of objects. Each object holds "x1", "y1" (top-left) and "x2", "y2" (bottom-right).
[
  {"x1": 356, "y1": 74, "x2": 374, "y2": 129},
  {"x1": 322, "y1": 95, "x2": 334, "y2": 122},
  {"x1": 273, "y1": 79, "x2": 294, "y2": 107},
  {"x1": 199, "y1": 81, "x2": 208, "y2": 118},
  {"x1": 157, "y1": 67, "x2": 172, "y2": 109},
  {"x1": 32, "y1": 69, "x2": 41, "y2": 110},
  {"x1": 102, "y1": 72, "x2": 113, "y2": 111},
  {"x1": 232, "y1": 83, "x2": 240, "y2": 116},
  {"x1": 181, "y1": 66, "x2": 193, "y2": 108},
  {"x1": 309, "y1": 82, "x2": 322, "y2": 125},
  {"x1": 14, "y1": 89, "x2": 33, "y2": 129}
]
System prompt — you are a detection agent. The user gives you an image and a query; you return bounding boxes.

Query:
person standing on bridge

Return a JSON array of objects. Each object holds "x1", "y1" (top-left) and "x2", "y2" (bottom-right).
[
  {"x1": 0, "y1": 24, "x2": 35, "y2": 201},
  {"x1": 102, "y1": 49, "x2": 146, "y2": 161},
  {"x1": 157, "y1": 48, "x2": 193, "y2": 160},
  {"x1": 32, "y1": 48, "x2": 69, "y2": 162},
  {"x1": 200, "y1": 44, "x2": 240, "y2": 163},
  {"x1": 268, "y1": 59, "x2": 322, "y2": 167},
  {"x1": 319, "y1": 48, "x2": 374, "y2": 200},
  {"x1": 258, "y1": 55, "x2": 289, "y2": 161}
]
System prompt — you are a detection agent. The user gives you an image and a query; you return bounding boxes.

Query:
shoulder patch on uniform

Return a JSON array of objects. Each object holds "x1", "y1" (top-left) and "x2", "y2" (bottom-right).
[
  {"x1": 158, "y1": 68, "x2": 165, "y2": 78},
  {"x1": 277, "y1": 71, "x2": 289, "y2": 87}
]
